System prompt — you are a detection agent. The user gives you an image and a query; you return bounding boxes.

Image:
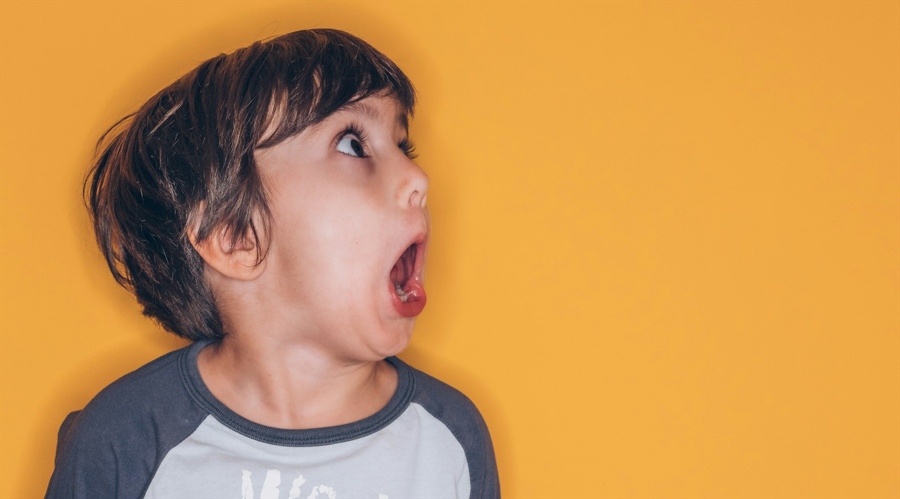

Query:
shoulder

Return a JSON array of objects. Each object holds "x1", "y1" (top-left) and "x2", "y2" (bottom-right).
[
  {"x1": 83, "y1": 346, "x2": 187, "y2": 420},
  {"x1": 46, "y1": 342, "x2": 210, "y2": 499},
  {"x1": 396, "y1": 359, "x2": 501, "y2": 499},
  {"x1": 70, "y1": 344, "x2": 207, "y2": 443},
  {"x1": 406, "y1": 363, "x2": 487, "y2": 427}
]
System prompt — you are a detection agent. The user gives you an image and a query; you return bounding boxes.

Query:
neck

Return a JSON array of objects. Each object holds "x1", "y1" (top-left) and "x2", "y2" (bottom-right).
[{"x1": 197, "y1": 332, "x2": 398, "y2": 429}]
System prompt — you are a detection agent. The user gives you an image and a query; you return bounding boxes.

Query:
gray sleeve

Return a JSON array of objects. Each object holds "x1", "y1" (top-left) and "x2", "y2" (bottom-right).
[
  {"x1": 45, "y1": 408, "x2": 125, "y2": 498},
  {"x1": 45, "y1": 347, "x2": 208, "y2": 499},
  {"x1": 53, "y1": 411, "x2": 80, "y2": 465},
  {"x1": 411, "y1": 369, "x2": 501, "y2": 499}
]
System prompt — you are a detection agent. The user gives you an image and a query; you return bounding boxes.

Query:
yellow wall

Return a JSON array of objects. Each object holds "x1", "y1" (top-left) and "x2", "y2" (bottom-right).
[{"x1": 1, "y1": 1, "x2": 898, "y2": 497}]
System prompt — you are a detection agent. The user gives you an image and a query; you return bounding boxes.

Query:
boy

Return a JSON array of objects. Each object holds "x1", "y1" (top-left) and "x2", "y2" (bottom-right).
[{"x1": 46, "y1": 29, "x2": 499, "y2": 499}]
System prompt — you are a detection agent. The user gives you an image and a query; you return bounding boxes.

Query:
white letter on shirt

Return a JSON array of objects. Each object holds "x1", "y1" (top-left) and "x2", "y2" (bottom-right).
[
  {"x1": 260, "y1": 469, "x2": 282, "y2": 499},
  {"x1": 241, "y1": 470, "x2": 255, "y2": 499}
]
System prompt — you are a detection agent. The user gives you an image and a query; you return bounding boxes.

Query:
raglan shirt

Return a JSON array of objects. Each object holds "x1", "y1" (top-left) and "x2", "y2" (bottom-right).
[{"x1": 45, "y1": 341, "x2": 499, "y2": 499}]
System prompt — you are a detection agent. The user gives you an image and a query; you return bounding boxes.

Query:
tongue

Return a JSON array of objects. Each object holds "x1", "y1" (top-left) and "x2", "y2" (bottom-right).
[{"x1": 390, "y1": 276, "x2": 426, "y2": 317}]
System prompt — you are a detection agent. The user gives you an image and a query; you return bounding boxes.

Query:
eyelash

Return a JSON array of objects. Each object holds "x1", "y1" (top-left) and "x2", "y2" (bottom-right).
[
  {"x1": 337, "y1": 124, "x2": 419, "y2": 160},
  {"x1": 399, "y1": 138, "x2": 418, "y2": 160}
]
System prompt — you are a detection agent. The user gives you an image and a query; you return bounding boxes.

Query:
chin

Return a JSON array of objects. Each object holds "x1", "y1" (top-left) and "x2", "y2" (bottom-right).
[{"x1": 371, "y1": 321, "x2": 415, "y2": 359}]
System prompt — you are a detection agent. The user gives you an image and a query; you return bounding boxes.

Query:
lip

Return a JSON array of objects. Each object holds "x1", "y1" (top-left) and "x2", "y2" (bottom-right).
[{"x1": 388, "y1": 232, "x2": 428, "y2": 318}]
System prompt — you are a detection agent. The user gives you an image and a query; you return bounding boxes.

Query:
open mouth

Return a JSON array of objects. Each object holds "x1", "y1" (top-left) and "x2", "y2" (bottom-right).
[
  {"x1": 391, "y1": 243, "x2": 417, "y2": 302},
  {"x1": 389, "y1": 240, "x2": 426, "y2": 317}
]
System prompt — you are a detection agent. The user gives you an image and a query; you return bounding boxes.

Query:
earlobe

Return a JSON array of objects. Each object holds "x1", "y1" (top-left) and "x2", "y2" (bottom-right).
[{"x1": 189, "y1": 225, "x2": 266, "y2": 281}]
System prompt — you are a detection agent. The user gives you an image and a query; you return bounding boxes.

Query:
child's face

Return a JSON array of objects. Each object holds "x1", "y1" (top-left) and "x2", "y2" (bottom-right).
[{"x1": 255, "y1": 95, "x2": 429, "y2": 362}]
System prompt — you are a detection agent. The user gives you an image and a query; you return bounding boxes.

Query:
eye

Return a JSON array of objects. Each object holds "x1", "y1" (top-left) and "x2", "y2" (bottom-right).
[{"x1": 337, "y1": 133, "x2": 367, "y2": 158}]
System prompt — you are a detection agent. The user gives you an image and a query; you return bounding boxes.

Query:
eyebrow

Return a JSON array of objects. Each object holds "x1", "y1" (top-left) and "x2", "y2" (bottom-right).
[{"x1": 341, "y1": 100, "x2": 409, "y2": 130}]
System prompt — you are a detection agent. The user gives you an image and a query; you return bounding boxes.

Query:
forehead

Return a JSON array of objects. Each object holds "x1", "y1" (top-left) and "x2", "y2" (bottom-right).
[
  {"x1": 325, "y1": 95, "x2": 410, "y2": 131},
  {"x1": 259, "y1": 94, "x2": 410, "y2": 149},
  {"x1": 259, "y1": 95, "x2": 411, "y2": 157}
]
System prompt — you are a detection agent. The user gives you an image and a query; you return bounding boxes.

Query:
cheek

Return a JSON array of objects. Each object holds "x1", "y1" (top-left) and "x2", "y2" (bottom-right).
[
  {"x1": 268, "y1": 180, "x2": 392, "y2": 284},
  {"x1": 271, "y1": 222, "x2": 378, "y2": 297}
]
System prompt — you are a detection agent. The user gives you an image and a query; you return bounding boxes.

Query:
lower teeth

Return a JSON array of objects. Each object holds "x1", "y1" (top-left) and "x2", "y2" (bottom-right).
[{"x1": 394, "y1": 283, "x2": 411, "y2": 303}]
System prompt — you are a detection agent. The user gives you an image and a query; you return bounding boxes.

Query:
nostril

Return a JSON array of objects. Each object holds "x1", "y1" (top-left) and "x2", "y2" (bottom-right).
[
  {"x1": 409, "y1": 189, "x2": 428, "y2": 209},
  {"x1": 399, "y1": 164, "x2": 428, "y2": 208},
  {"x1": 407, "y1": 189, "x2": 421, "y2": 208}
]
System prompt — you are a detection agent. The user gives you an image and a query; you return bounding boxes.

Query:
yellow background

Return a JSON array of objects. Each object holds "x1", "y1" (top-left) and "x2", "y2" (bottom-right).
[{"x1": 1, "y1": 1, "x2": 898, "y2": 497}]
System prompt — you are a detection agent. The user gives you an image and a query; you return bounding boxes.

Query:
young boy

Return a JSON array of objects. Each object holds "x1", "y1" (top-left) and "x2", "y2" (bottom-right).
[{"x1": 46, "y1": 29, "x2": 499, "y2": 499}]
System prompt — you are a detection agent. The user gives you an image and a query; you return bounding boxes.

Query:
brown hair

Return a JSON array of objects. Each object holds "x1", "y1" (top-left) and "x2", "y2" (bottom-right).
[{"x1": 87, "y1": 29, "x2": 416, "y2": 341}]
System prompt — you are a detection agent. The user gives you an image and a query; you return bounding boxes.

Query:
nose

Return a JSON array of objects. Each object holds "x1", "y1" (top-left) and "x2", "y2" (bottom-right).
[{"x1": 397, "y1": 158, "x2": 429, "y2": 209}]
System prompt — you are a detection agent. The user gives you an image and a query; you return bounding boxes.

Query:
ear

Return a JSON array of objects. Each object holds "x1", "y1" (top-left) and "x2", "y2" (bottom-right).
[{"x1": 189, "y1": 224, "x2": 267, "y2": 281}]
